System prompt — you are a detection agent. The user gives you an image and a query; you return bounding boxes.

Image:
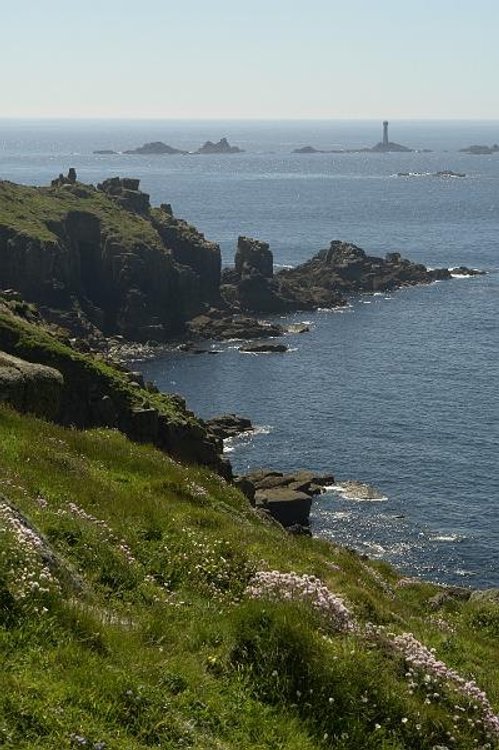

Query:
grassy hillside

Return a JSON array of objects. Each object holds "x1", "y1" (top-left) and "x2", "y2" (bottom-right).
[
  {"x1": 0, "y1": 181, "x2": 162, "y2": 249},
  {"x1": 1, "y1": 405, "x2": 498, "y2": 749}
]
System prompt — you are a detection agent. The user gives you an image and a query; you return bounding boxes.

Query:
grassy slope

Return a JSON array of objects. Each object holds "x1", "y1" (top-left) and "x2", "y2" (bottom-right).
[
  {"x1": 0, "y1": 181, "x2": 163, "y2": 249},
  {"x1": 1, "y1": 405, "x2": 498, "y2": 750},
  {"x1": 0, "y1": 303, "x2": 195, "y2": 426}
]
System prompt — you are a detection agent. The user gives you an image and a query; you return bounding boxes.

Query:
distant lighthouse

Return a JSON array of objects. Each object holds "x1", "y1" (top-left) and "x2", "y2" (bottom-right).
[{"x1": 383, "y1": 121, "x2": 389, "y2": 147}]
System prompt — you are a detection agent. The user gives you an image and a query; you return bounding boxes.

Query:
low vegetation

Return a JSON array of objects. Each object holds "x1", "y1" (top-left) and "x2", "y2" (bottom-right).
[
  {"x1": 0, "y1": 181, "x2": 162, "y2": 249},
  {"x1": 1, "y1": 404, "x2": 498, "y2": 749}
]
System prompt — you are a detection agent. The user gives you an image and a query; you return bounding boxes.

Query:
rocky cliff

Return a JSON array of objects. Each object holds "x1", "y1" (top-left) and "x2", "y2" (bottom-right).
[
  {"x1": 0, "y1": 299, "x2": 229, "y2": 476},
  {"x1": 0, "y1": 174, "x2": 221, "y2": 343}
]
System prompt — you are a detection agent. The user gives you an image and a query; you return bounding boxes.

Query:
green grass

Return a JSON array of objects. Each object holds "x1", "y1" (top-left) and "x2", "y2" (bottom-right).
[
  {"x1": 0, "y1": 181, "x2": 163, "y2": 250},
  {"x1": 0, "y1": 304, "x2": 197, "y2": 428},
  {"x1": 0, "y1": 404, "x2": 498, "y2": 749}
]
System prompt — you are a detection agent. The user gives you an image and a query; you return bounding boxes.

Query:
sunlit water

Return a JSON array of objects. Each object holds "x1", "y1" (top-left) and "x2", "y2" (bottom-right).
[{"x1": 1, "y1": 119, "x2": 498, "y2": 586}]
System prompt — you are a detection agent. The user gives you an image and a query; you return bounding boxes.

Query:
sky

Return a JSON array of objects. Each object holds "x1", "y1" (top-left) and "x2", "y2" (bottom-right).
[{"x1": 2, "y1": 0, "x2": 499, "y2": 120}]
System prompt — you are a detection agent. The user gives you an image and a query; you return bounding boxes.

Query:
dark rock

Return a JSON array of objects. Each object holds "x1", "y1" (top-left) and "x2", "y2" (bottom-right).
[
  {"x1": 241, "y1": 468, "x2": 334, "y2": 527},
  {"x1": 435, "y1": 170, "x2": 466, "y2": 178},
  {"x1": 124, "y1": 142, "x2": 188, "y2": 155},
  {"x1": 195, "y1": 138, "x2": 244, "y2": 154},
  {"x1": 254, "y1": 488, "x2": 313, "y2": 527},
  {"x1": 93, "y1": 150, "x2": 118, "y2": 155},
  {"x1": 97, "y1": 176, "x2": 150, "y2": 213},
  {"x1": 205, "y1": 413, "x2": 253, "y2": 440},
  {"x1": 450, "y1": 266, "x2": 485, "y2": 276},
  {"x1": 0, "y1": 350, "x2": 64, "y2": 421},
  {"x1": 150, "y1": 210, "x2": 221, "y2": 304},
  {"x1": 235, "y1": 236, "x2": 273, "y2": 279},
  {"x1": 51, "y1": 168, "x2": 78, "y2": 187},
  {"x1": 90, "y1": 394, "x2": 118, "y2": 427},
  {"x1": 187, "y1": 309, "x2": 283, "y2": 340},
  {"x1": 233, "y1": 476, "x2": 256, "y2": 503},
  {"x1": 239, "y1": 342, "x2": 288, "y2": 353},
  {"x1": 128, "y1": 407, "x2": 159, "y2": 443}
]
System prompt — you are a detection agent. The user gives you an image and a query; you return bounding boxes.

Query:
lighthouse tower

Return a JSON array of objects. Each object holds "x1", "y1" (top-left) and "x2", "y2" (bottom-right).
[{"x1": 383, "y1": 121, "x2": 389, "y2": 147}]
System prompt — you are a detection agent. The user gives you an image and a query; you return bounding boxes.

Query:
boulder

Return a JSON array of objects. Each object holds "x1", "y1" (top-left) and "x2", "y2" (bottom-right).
[
  {"x1": 0, "y1": 350, "x2": 64, "y2": 420},
  {"x1": 254, "y1": 488, "x2": 313, "y2": 528},
  {"x1": 241, "y1": 468, "x2": 335, "y2": 527}
]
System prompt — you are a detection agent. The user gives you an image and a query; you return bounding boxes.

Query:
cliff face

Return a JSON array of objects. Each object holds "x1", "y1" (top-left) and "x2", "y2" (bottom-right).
[
  {"x1": 0, "y1": 177, "x2": 221, "y2": 342},
  {"x1": 0, "y1": 300, "x2": 229, "y2": 476}
]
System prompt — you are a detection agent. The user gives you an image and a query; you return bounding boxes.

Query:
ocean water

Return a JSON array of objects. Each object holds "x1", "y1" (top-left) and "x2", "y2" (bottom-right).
[{"x1": 1, "y1": 119, "x2": 498, "y2": 587}]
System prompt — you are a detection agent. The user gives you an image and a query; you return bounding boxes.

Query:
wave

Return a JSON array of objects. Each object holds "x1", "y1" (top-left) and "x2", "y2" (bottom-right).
[
  {"x1": 223, "y1": 424, "x2": 273, "y2": 453},
  {"x1": 323, "y1": 483, "x2": 388, "y2": 502}
]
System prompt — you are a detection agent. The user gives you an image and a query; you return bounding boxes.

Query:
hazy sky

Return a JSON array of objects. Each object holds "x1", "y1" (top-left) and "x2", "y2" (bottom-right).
[{"x1": 3, "y1": 0, "x2": 499, "y2": 119}]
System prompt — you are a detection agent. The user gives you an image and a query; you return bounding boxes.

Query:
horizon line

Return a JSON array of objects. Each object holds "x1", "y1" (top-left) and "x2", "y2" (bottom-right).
[{"x1": 1, "y1": 116, "x2": 499, "y2": 123}]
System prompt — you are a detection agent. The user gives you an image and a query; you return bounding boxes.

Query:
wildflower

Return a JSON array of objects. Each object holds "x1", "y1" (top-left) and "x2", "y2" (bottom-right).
[{"x1": 245, "y1": 571, "x2": 356, "y2": 632}]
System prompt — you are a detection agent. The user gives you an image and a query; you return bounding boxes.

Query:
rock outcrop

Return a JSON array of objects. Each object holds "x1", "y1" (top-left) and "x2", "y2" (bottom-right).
[
  {"x1": 187, "y1": 308, "x2": 283, "y2": 340},
  {"x1": 205, "y1": 413, "x2": 253, "y2": 440},
  {"x1": 0, "y1": 350, "x2": 64, "y2": 420},
  {"x1": 239, "y1": 469, "x2": 335, "y2": 530},
  {"x1": 221, "y1": 238, "x2": 461, "y2": 315}
]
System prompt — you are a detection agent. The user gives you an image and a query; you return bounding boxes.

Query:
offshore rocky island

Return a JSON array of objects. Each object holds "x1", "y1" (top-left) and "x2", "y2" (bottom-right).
[{"x1": 1, "y1": 171, "x2": 498, "y2": 750}]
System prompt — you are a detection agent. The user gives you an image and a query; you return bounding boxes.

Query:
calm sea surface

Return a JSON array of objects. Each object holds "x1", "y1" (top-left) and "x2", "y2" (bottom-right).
[{"x1": 1, "y1": 119, "x2": 498, "y2": 586}]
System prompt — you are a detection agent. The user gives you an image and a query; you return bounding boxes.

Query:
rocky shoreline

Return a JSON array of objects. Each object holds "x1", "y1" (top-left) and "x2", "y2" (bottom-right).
[{"x1": 0, "y1": 171, "x2": 486, "y2": 533}]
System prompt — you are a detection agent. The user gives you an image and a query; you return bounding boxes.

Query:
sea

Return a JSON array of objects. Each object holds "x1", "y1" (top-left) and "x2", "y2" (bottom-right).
[{"x1": 1, "y1": 119, "x2": 498, "y2": 588}]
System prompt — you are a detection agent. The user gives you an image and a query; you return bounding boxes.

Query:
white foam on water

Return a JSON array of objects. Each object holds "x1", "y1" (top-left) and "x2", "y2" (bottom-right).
[
  {"x1": 223, "y1": 424, "x2": 273, "y2": 453},
  {"x1": 429, "y1": 533, "x2": 466, "y2": 543},
  {"x1": 323, "y1": 484, "x2": 388, "y2": 502}
]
